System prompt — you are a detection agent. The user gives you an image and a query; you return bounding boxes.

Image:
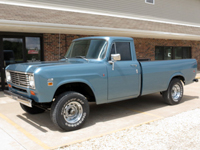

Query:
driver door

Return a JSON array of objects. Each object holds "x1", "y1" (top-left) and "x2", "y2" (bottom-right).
[{"x1": 106, "y1": 42, "x2": 140, "y2": 101}]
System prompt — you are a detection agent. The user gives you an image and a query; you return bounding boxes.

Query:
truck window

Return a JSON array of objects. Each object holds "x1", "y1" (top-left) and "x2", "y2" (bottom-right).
[
  {"x1": 66, "y1": 39, "x2": 107, "y2": 59},
  {"x1": 109, "y1": 42, "x2": 132, "y2": 61}
]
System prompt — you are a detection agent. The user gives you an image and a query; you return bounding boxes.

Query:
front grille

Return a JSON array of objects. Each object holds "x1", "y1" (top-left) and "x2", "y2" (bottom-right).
[{"x1": 10, "y1": 71, "x2": 30, "y2": 88}]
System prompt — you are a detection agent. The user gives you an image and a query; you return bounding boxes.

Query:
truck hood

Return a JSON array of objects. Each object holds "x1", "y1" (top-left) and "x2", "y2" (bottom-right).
[{"x1": 6, "y1": 60, "x2": 86, "y2": 73}]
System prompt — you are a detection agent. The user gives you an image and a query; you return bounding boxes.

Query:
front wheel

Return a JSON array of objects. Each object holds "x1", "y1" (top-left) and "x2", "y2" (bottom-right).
[
  {"x1": 162, "y1": 78, "x2": 184, "y2": 105},
  {"x1": 50, "y1": 91, "x2": 89, "y2": 131}
]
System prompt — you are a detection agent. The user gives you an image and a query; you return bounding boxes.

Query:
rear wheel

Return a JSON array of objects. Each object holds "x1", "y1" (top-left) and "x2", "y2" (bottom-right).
[
  {"x1": 50, "y1": 91, "x2": 89, "y2": 131},
  {"x1": 20, "y1": 103, "x2": 45, "y2": 114},
  {"x1": 162, "y1": 78, "x2": 183, "y2": 105}
]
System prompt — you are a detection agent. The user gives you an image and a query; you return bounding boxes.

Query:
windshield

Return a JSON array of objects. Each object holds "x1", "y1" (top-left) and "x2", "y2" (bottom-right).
[{"x1": 65, "y1": 39, "x2": 107, "y2": 59}]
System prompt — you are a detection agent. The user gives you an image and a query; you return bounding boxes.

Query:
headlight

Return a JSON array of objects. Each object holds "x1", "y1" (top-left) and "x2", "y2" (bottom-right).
[
  {"x1": 5, "y1": 71, "x2": 11, "y2": 82},
  {"x1": 29, "y1": 74, "x2": 35, "y2": 89}
]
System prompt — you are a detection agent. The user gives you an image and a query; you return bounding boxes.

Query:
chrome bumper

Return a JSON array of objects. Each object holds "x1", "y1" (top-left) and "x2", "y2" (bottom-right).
[{"x1": 4, "y1": 90, "x2": 32, "y2": 107}]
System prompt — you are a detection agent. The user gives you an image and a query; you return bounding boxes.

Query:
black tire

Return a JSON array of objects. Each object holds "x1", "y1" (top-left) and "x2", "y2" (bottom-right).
[
  {"x1": 162, "y1": 78, "x2": 184, "y2": 105},
  {"x1": 20, "y1": 103, "x2": 45, "y2": 114},
  {"x1": 50, "y1": 91, "x2": 89, "y2": 131}
]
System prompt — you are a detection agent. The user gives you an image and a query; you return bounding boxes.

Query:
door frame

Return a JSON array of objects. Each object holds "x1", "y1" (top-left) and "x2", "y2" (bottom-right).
[
  {"x1": 106, "y1": 41, "x2": 140, "y2": 101},
  {"x1": 0, "y1": 35, "x2": 5, "y2": 90},
  {"x1": 0, "y1": 32, "x2": 44, "y2": 91}
]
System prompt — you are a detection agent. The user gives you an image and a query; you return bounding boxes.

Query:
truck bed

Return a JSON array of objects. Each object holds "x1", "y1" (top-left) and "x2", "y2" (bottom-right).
[{"x1": 140, "y1": 59, "x2": 197, "y2": 95}]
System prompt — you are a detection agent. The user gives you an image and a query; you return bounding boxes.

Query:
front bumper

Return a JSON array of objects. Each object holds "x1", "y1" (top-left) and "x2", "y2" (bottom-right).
[{"x1": 4, "y1": 90, "x2": 32, "y2": 107}]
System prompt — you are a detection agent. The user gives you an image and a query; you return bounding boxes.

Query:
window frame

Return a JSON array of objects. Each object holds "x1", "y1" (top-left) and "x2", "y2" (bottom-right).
[
  {"x1": 109, "y1": 41, "x2": 132, "y2": 61},
  {"x1": 155, "y1": 46, "x2": 191, "y2": 60}
]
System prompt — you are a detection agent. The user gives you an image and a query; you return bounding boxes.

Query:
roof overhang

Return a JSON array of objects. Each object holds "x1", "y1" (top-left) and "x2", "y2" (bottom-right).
[{"x1": 1, "y1": 20, "x2": 200, "y2": 41}]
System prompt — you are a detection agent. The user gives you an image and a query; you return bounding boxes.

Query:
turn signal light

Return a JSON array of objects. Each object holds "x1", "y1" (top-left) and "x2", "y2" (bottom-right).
[
  {"x1": 8, "y1": 84, "x2": 12, "y2": 88},
  {"x1": 30, "y1": 91, "x2": 36, "y2": 96},
  {"x1": 48, "y1": 82, "x2": 53, "y2": 86}
]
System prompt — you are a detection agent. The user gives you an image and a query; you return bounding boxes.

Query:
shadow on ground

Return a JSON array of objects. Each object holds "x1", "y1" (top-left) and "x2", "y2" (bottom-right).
[
  {"x1": 16, "y1": 93, "x2": 198, "y2": 132},
  {"x1": 0, "y1": 92, "x2": 5, "y2": 98}
]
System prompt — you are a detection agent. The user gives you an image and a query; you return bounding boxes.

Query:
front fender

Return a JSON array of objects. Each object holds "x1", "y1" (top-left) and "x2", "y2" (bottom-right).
[
  {"x1": 56, "y1": 78, "x2": 96, "y2": 97},
  {"x1": 57, "y1": 79, "x2": 95, "y2": 90}
]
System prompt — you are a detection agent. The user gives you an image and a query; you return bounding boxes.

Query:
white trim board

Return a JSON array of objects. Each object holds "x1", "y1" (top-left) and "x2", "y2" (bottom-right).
[{"x1": 0, "y1": 20, "x2": 200, "y2": 41}]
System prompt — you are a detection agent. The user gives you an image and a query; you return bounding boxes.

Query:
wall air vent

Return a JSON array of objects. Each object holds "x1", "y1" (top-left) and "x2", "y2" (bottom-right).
[{"x1": 145, "y1": 0, "x2": 155, "y2": 4}]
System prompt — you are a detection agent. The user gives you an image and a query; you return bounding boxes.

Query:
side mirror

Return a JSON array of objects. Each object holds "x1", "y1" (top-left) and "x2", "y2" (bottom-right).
[
  {"x1": 109, "y1": 54, "x2": 121, "y2": 70},
  {"x1": 111, "y1": 54, "x2": 121, "y2": 61}
]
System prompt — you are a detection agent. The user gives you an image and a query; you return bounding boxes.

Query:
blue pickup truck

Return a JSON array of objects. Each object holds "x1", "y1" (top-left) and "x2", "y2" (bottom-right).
[{"x1": 4, "y1": 36, "x2": 198, "y2": 131}]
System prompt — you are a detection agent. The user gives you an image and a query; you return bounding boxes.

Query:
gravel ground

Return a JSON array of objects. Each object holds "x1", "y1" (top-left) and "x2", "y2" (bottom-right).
[{"x1": 59, "y1": 108, "x2": 200, "y2": 150}]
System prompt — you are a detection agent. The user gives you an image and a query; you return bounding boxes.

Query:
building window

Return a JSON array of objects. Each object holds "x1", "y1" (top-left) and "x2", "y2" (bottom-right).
[
  {"x1": 145, "y1": 0, "x2": 155, "y2": 5},
  {"x1": 26, "y1": 37, "x2": 41, "y2": 62},
  {"x1": 155, "y1": 46, "x2": 191, "y2": 60}
]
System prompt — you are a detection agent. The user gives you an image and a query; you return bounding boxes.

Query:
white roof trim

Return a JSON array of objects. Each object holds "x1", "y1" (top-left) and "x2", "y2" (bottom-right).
[
  {"x1": 0, "y1": 1, "x2": 200, "y2": 28},
  {"x1": 0, "y1": 20, "x2": 200, "y2": 41}
]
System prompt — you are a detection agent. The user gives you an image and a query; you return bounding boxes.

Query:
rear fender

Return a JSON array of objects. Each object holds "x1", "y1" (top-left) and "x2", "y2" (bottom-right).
[{"x1": 167, "y1": 72, "x2": 185, "y2": 87}]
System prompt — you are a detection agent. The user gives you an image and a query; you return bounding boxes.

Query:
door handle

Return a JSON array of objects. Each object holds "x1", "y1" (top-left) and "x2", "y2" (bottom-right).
[{"x1": 130, "y1": 64, "x2": 137, "y2": 67}]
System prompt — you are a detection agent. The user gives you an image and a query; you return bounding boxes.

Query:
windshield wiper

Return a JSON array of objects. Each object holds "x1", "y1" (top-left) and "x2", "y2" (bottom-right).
[{"x1": 75, "y1": 56, "x2": 89, "y2": 62}]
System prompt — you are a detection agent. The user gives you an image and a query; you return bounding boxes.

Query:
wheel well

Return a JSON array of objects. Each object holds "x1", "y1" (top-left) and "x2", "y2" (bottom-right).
[
  {"x1": 171, "y1": 76, "x2": 185, "y2": 84},
  {"x1": 54, "y1": 82, "x2": 96, "y2": 103}
]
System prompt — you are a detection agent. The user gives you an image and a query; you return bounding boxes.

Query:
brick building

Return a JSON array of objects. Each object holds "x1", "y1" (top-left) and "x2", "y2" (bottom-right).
[{"x1": 0, "y1": 0, "x2": 200, "y2": 90}]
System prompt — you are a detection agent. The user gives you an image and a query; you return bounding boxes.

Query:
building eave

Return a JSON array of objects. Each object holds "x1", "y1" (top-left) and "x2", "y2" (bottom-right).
[{"x1": 0, "y1": 20, "x2": 200, "y2": 41}]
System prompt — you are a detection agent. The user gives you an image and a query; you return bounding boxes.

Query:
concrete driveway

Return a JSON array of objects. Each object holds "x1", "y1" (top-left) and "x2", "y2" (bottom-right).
[{"x1": 0, "y1": 80, "x2": 199, "y2": 150}]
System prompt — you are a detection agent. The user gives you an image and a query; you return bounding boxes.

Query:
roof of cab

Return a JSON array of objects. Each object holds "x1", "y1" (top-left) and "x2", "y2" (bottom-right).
[{"x1": 73, "y1": 36, "x2": 133, "y2": 42}]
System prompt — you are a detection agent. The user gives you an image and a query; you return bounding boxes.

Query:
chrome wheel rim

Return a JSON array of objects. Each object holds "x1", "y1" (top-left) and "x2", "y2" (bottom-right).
[
  {"x1": 171, "y1": 84, "x2": 181, "y2": 102},
  {"x1": 63, "y1": 101, "x2": 83, "y2": 124}
]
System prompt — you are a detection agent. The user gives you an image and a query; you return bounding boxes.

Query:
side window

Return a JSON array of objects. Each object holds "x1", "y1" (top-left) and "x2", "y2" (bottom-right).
[
  {"x1": 109, "y1": 42, "x2": 132, "y2": 61},
  {"x1": 116, "y1": 42, "x2": 132, "y2": 60}
]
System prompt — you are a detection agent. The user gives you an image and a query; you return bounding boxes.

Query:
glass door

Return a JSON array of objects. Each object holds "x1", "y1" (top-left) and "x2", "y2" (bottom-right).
[
  {"x1": 0, "y1": 33, "x2": 43, "y2": 91},
  {"x1": 2, "y1": 38, "x2": 23, "y2": 90},
  {"x1": 3, "y1": 38, "x2": 24, "y2": 65}
]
